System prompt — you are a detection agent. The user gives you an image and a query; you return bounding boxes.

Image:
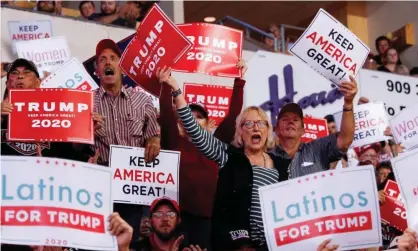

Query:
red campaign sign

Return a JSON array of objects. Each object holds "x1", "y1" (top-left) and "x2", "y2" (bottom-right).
[
  {"x1": 301, "y1": 117, "x2": 329, "y2": 143},
  {"x1": 183, "y1": 83, "x2": 233, "y2": 126},
  {"x1": 173, "y1": 23, "x2": 243, "y2": 77},
  {"x1": 119, "y1": 4, "x2": 192, "y2": 97},
  {"x1": 7, "y1": 89, "x2": 93, "y2": 144},
  {"x1": 380, "y1": 180, "x2": 407, "y2": 231}
]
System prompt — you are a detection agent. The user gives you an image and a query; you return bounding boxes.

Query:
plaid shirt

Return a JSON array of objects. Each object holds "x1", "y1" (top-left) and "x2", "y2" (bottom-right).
[{"x1": 93, "y1": 86, "x2": 159, "y2": 165}]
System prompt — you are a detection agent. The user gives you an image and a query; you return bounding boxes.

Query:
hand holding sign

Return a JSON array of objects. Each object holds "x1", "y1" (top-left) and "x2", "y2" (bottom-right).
[
  {"x1": 317, "y1": 239, "x2": 339, "y2": 251},
  {"x1": 108, "y1": 212, "x2": 133, "y2": 250},
  {"x1": 339, "y1": 75, "x2": 358, "y2": 104},
  {"x1": 397, "y1": 228, "x2": 417, "y2": 251},
  {"x1": 1, "y1": 98, "x2": 13, "y2": 115},
  {"x1": 156, "y1": 66, "x2": 179, "y2": 91}
]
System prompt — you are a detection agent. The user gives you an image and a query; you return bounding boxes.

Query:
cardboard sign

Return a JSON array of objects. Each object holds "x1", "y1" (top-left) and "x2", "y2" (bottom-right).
[
  {"x1": 334, "y1": 102, "x2": 390, "y2": 148},
  {"x1": 380, "y1": 180, "x2": 408, "y2": 231},
  {"x1": 41, "y1": 57, "x2": 99, "y2": 91},
  {"x1": 289, "y1": 9, "x2": 369, "y2": 86},
  {"x1": 301, "y1": 117, "x2": 329, "y2": 143},
  {"x1": 389, "y1": 103, "x2": 418, "y2": 150},
  {"x1": 0, "y1": 156, "x2": 116, "y2": 250},
  {"x1": 359, "y1": 69, "x2": 418, "y2": 118},
  {"x1": 7, "y1": 89, "x2": 93, "y2": 144},
  {"x1": 259, "y1": 166, "x2": 381, "y2": 251},
  {"x1": 8, "y1": 20, "x2": 52, "y2": 54},
  {"x1": 16, "y1": 36, "x2": 71, "y2": 79},
  {"x1": 109, "y1": 145, "x2": 180, "y2": 205},
  {"x1": 119, "y1": 4, "x2": 192, "y2": 97},
  {"x1": 173, "y1": 23, "x2": 243, "y2": 77},
  {"x1": 391, "y1": 148, "x2": 418, "y2": 233},
  {"x1": 183, "y1": 83, "x2": 233, "y2": 126}
]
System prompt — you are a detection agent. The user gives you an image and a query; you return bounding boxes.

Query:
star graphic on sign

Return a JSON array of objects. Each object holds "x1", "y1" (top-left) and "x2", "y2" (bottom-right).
[
  {"x1": 322, "y1": 174, "x2": 326, "y2": 178},
  {"x1": 72, "y1": 163, "x2": 76, "y2": 167},
  {"x1": 298, "y1": 180, "x2": 302, "y2": 183},
  {"x1": 55, "y1": 161, "x2": 59, "y2": 165},
  {"x1": 36, "y1": 159, "x2": 41, "y2": 164},
  {"x1": 45, "y1": 160, "x2": 50, "y2": 164},
  {"x1": 63, "y1": 162, "x2": 67, "y2": 166},
  {"x1": 330, "y1": 172, "x2": 334, "y2": 176},
  {"x1": 314, "y1": 176, "x2": 318, "y2": 180},
  {"x1": 305, "y1": 178, "x2": 310, "y2": 182}
]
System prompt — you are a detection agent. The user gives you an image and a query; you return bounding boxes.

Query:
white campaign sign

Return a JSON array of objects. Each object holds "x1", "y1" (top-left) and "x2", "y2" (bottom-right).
[
  {"x1": 260, "y1": 166, "x2": 381, "y2": 251},
  {"x1": 1, "y1": 156, "x2": 116, "y2": 250},
  {"x1": 109, "y1": 145, "x2": 180, "y2": 205},
  {"x1": 16, "y1": 36, "x2": 71, "y2": 79},
  {"x1": 389, "y1": 103, "x2": 418, "y2": 150},
  {"x1": 244, "y1": 50, "x2": 360, "y2": 126},
  {"x1": 289, "y1": 9, "x2": 369, "y2": 86},
  {"x1": 391, "y1": 148, "x2": 418, "y2": 233},
  {"x1": 359, "y1": 69, "x2": 418, "y2": 118},
  {"x1": 8, "y1": 20, "x2": 52, "y2": 54},
  {"x1": 334, "y1": 102, "x2": 390, "y2": 148},
  {"x1": 41, "y1": 57, "x2": 99, "y2": 90}
]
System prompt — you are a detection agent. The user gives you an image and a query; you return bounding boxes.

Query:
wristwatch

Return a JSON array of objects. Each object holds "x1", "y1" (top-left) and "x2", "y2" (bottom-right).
[{"x1": 171, "y1": 88, "x2": 182, "y2": 98}]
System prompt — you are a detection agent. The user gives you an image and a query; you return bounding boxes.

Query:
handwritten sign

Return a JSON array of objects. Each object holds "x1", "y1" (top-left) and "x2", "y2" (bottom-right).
[
  {"x1": 8, "y1": 20, "x2": 52, "y2": 54},
  {"x1": 16, "y1": 36, "x2": 71, "y2": 79},
  {"x1": 119, "y1": 4, "x2": 192, "y2": 97},
  {"x1": 260, "y1": 166, "x2": 381, "y2": 251},
  {"x1": 301, "y1": 117, "x2": 329, "y2": 143},
  {"x1": 7, "y1": 89, "x2": 93, "y2": 144},
  {"x1": 290, "y1": 9, "x2": 369, "y2": 86},
  {"x1": 334, "y1": 102, "x2": 390, "y2": 148},
  {"x1": 0, "y1": 156, "x2": 116, "y2": 250},
  {"x1": 391, "y1": 148, "x2": 418, "y2": 233},
  {"x1": 183, "y1": 83, "x2": 233, "y2": 126},
  {"x1": 380, "y1": 180, "x2": 408, "y2": 231},
  {"x1": 109, "y1": 145, "x2": 180, "y2": 205},
  {"x1": 389, "y1": 103, "x2": 418, "y2": 150},
  {"x1": 41, "y1": 57, "x2": 99, "y2": 90},
  {"x1": 173, "y1": 23, "x2": 243, "y2": 77}
]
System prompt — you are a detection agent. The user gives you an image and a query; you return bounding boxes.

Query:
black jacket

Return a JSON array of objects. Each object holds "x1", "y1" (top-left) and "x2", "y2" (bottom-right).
[{"x1": 211, "y1": 146, "x2": 289, "y2": 251}]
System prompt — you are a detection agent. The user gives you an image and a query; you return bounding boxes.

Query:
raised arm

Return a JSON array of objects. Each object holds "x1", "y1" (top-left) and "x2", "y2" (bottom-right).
[
  {"x1": 156, "y1": 67, "x2": 229, "y2": 167},
  {"x1": 159, "y1": 82, "x2": 180, "y2": 149}
]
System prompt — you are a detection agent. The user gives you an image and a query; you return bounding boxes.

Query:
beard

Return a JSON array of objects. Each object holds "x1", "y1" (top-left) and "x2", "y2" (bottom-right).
[{"x1": 152, "y1": 223, "x2": 179, "y2": 241}]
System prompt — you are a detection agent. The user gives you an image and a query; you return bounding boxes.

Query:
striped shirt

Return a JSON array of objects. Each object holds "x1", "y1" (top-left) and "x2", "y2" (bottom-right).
[
  {"x1": 250, "y1": 166, "x2": 279, "y2": 244},
  {"x1": 93, "y1": 86, "x2": 159, "y2": 165}
]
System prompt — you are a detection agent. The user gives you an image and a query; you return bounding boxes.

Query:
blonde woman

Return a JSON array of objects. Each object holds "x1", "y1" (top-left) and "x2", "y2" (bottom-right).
[{"x1": 157, "y1": 66, "x2": 337, "y2": 251}]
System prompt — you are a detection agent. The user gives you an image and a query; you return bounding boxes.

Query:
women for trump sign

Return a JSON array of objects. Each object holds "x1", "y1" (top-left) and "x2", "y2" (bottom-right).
[{"x1": 259, "y1": 166, "x2": 381, "y2": 251}]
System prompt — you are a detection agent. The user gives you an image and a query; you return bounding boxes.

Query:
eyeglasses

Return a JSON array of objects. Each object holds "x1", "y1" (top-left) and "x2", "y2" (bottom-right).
[
  {"x1": 152, "y1": 211, "x2": 177, "y2": 219},
  {"x1": 241, "y1": 120, "x2": 268, "y2": 129}
]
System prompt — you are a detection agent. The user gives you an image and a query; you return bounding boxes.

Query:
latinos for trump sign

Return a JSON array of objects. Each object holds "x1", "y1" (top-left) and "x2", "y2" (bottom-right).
[
  {"x1": 184, "y1": 83, "x2": 233, "y2": 126},
  {"x1": 389, "y1": 103, "x2": 418, "y2": 150},
  {"x1": 380, "y1": 180, "x2": 408, "y2": 231},
  {"x1": 391, "y1": 148, "x2": 418, "y2": 233},
  {"x1": 7, "y1": 89, "x2": 93, "y2": 144},
  {"x1": 259, "y1": 166, "x2": 381, "y2": 251},
  {"x1": 334, "y1": 102, "x2": 390, "y2": 148},
  {"x1": 301, "y1": 117, "x2": 329, "y2": 143},
  {"x1": 16, "y1": 36, "x2": 71, "y2": 79},
  {"x1": 41, "y1": 57, "x2": 99, "y2": 91},
  {"x1": 8, "y1": 20, "x2": 52, "y2": 54},
  {"x1": 290, "y1": 9, "x2": 369, "y2": 86},
  {"x1": 109, "y1": 145, "x2": 180, "y2": 205},
  {"x1": 119, "y1": 4, "x2": 192, "y2": 97},
  {"x1": 1, "y1": 156, "x2": 116, "y2": 250},
  {"x1": 173, "y1": 23, "x2": 243, "y2": 77}
]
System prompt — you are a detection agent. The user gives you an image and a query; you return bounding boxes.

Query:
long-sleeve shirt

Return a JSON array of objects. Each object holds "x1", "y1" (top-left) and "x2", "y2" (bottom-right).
[{"x1": 160, "y1": 79, "x2": 245, "y2": 217}]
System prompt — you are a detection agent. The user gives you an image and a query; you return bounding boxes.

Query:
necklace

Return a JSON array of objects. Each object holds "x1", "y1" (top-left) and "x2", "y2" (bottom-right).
[{"x1": 245, "y1": 151, "x2": 266, "y2": 168}]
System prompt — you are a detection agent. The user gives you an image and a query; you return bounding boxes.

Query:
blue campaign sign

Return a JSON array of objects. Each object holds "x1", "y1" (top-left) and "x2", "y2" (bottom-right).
[{"x1": 83, "y1": 34, "x2": 136, "y2": 88}]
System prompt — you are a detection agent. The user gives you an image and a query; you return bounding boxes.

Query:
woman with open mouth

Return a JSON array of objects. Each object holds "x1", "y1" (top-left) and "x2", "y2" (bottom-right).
[{"x1": 155, "y1": 66, "x2": 336, "y2": 251}]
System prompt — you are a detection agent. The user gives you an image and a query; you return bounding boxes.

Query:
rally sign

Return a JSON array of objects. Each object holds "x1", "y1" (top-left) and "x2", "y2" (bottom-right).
[
  {"x1": 119, "y1": 4, "x2": 192, "y2": 97},
  {"x1": 289, "y1": 9, "x2": 369, "y2": 86},
  {"x1": 301, "y1": 117, "x2": 329, "y2": 143},
  {"x1": 259, "y1": 166, "x2": 381, "y2": 250},
  {"x1": 183, "y1": 83, "x2": 233, "y2": 126},
  {"x1": 173, "y1": 23, "x2": 243, "y2": 77},
  {"x1": 380, "y1": 180, "x2": 408, "y2": 231},
  {"x1": 8, "y1": 20, "x2": 52, "y2": 54},
  {"x1": 109, "y1": 145, "x2": 180, "y2": 205},
  {"x1": 41, "y1": 57, "x2": 99, "y2": 91},
  {"x1": 1, "y1": 156, "x2": 116, "y2": 250},
  {"x1": 389, "y1": 103, "x2": 418, "y2": 150},
  {"x1": 16, "y1": 36, "x2": 71, "y2": 79},
  {"x1": 391, "y1": 148, "x2": 418, "y2": 233},
  {"x1": 359, "y1": 69, "x2": 418, "y2": 118},
  {"x1": 334, "y1": 102, "x2": 390, "y2": 148},
  {"x1": 7, "y1": 88, "x2": 93, "y2": 144}
]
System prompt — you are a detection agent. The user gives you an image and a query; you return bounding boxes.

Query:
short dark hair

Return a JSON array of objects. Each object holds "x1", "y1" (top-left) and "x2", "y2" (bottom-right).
[
  {"x1": 324, "y1": 114, "x2": 335, "y2": 123},
  {"x1": 79, "y1": 1, "x2": 95, "y2": 12},
  {"x1": 375, "y1": 36, "x2": 390, "y2": 50},
  {"x1": 410, "y1": 67, "x2": 418, "y2": 75}
]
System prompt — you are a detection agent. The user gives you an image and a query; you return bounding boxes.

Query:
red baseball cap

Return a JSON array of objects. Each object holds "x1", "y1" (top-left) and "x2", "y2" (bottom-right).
[
  {"x1": 96, "y1": 39, "x2": 122, "y2": 59},
  {"x1": 150, "y1": 197, "x2": 180, "y2": 214},
  {"x1": 354, "y1": 143, "x2": 382, "y2": 157}
]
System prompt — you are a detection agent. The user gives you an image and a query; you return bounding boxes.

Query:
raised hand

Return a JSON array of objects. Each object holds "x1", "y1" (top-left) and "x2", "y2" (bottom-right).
[{"x1": 156, "y1": 66, "x2": 179, "y2": 91}]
